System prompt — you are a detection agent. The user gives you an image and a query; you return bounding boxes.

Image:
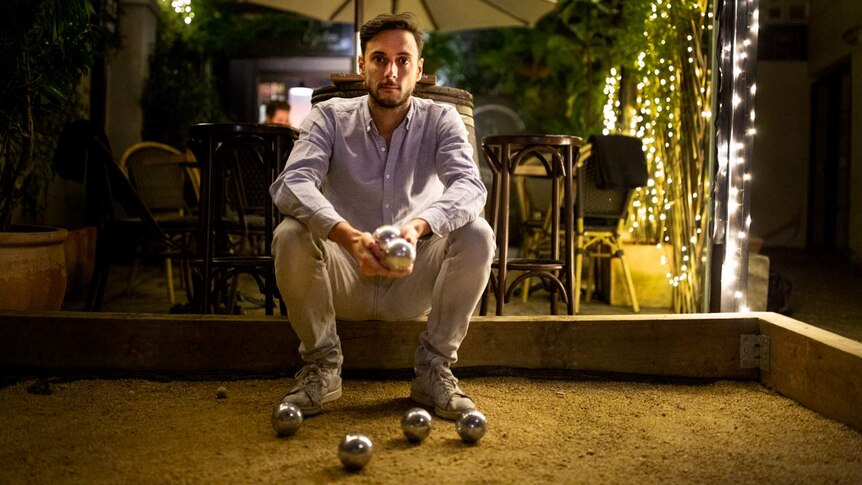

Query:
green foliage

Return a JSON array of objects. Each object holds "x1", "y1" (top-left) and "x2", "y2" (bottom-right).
[
  {"x1": 141, "y1": 2, "x2": 227, "y2": 149},
  {"x1": 141, "y1": 1, "x2": 336, "y2": 148},
  {"x1": 191, "y1": 2, "x2": 335, "y2": 58},
  {"x1": 422, "y1": 0, "x2": 649, "y2": 137},
  {"x1": 0, "y1": 0, "x2": 104, "y2": 230}
]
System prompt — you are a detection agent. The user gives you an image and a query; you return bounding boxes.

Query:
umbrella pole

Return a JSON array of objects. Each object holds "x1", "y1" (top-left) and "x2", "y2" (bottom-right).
[{"x1": 353, "y1": 0, "x2": 364, "y2": 74}]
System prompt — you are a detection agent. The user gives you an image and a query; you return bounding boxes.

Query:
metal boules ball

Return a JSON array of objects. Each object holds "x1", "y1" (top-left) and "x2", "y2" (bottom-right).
[
  {"x1": 381, "y1": 238, "x2": 416, "y2": 271},
  {"x1": 271, "y1": 402, "x2": 303, "y2": 437},
  {"x1": 401, "y1": 407, "x2": 433, "y2": 443},
  {"x1": 455, "y1": 410, "x2": 487, "y2": 444},
  {"x1": 372, "y1": 225, "x2": 401, "y2": 244},
  {"x1": 338, "y1": 433, "x2": 374, "y2": 471}
]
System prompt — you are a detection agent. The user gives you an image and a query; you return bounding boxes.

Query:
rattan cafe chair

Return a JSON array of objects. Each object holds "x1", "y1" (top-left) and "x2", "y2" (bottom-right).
[{"x1": 119, "y1": 142, "x2": 199, "y2": 305}]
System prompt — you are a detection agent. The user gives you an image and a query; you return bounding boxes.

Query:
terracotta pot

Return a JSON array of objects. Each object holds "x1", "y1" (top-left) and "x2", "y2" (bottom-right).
[{"x1": 0, "y1": 225, "x2": 68, "y2": 311}]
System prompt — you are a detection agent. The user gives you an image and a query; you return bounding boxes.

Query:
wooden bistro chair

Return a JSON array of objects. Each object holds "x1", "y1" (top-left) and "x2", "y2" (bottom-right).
[
  {"x1": 479, "y1": 134, "x2": 583, "y2": 316},
  {"x1": 188, "y1": 123, "x2": 298, "y2": 315}
]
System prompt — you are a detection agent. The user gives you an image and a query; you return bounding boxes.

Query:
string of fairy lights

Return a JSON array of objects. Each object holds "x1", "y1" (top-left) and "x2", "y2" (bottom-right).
[
  {"x1": 600, "y1": 0, "x2": 717, "y2": 312},
  {"x1": 714, "y1": 0, "x2": 759, "y2": 312},
  {"x1": 600, "y1": 0, "x2": 759, "y2": 313},
  {"x1": 161, "y1": 0, "x2": 195, "y2": 24}
]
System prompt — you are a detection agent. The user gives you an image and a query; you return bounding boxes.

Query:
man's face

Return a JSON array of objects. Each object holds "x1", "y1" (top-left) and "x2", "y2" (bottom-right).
[
  {"x1": 359, "y1": 29, "x2": 423, "y2": 109},
  {"x1": 268, "y1": 109, "x2": 290, "y2": 126}
]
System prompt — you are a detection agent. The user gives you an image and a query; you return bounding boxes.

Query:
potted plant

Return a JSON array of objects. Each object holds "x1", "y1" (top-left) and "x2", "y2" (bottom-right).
[{"x1": 0, "y1": 0, "x2": 103, "y2": 310}]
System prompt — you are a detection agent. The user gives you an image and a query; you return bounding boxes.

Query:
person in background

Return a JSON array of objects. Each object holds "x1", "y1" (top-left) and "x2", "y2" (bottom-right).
[
  {"x1": 264, "y1": 100, "x2": 291, "y2": 126},
  {"x1": 269, "y1": 13, "x2": 494, "y2": 420}
]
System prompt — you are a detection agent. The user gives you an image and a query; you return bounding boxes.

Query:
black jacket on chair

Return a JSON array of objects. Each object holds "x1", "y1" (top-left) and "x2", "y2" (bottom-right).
[{"x1": 587, "y1": 135, "x2": 648, "y2": 190}]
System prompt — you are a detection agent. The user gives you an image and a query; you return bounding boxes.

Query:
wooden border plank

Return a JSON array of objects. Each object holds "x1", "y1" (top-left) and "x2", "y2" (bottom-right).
[
  {"x1": 758, "y1": 312, "x2": 862, "y2": 432},
  {"x1": 0, "y1": 312, "x2": 758, "y2": 379},
  {"x1": 459, "y1": 315, "x2": 759, "y2": 377},
  {"x1": 0, "y1": 312, "x2": 302, "y2": 375}
]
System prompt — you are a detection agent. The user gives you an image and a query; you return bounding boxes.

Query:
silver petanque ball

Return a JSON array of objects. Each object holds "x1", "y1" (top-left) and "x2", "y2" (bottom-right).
[
  {"x1": 401, "y1": 407, "x2": 433, "y2": 442},
  {"x1": 271, "y1": 402, "x2": 303, "y2": 437},
  {"x1": 381, "y1": 238, "x2": 416, "y2": 270},
  {"x1": 455, "y1": 410, "x2": 487, "y2": 444},
  {"x1": 372, "y1": 225, "x2": 401, "y2": 244},
  {"x1": 338, "y1": 433, "x2": 373, "y2": 471}
]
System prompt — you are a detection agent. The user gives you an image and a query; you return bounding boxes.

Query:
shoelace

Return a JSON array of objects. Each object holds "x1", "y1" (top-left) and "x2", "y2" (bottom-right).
[
  {"x1": 431, "y1": 366, "x2": 460, "y2": 396},
  {"x1": 295, "y1": 364, "x2": 324, "y2": 387}
]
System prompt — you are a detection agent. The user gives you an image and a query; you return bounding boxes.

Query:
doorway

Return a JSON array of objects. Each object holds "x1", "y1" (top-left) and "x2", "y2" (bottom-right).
[{"x1": 809, "y1": 61, "x2": 851, "y2": 253}]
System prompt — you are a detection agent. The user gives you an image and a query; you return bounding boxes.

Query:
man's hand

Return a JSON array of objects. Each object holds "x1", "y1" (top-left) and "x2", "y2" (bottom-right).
[
  {"x1": 329, "y1": 222, "x2": 412, "y2": 277},
  {"x1": 400, "y1": 218, "x2": 430, "y2": 245},
  {"x1": 365, "y1": 218, "x2": 428, "y2": 275}
]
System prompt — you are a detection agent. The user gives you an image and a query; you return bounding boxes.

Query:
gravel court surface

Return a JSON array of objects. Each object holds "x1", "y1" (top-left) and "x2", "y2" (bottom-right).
[{"x1": 1, "y1": 376, "x2": 861, "y2": 483}]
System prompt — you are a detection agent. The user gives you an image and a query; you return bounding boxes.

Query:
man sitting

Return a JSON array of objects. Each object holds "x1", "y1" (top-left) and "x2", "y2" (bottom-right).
[{"x1": 269, "y1": 13, "x2": 494, "y2": 419}]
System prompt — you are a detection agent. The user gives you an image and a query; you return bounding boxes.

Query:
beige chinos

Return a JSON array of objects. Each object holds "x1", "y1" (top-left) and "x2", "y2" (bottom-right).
[{"x1": 273, "y1": 216, "x2": 494, "y2": 371}]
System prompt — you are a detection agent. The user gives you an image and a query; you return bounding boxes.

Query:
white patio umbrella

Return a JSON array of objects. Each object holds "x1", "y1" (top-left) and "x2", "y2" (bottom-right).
[
  {"x1": 241, "y1": 0, "x2": 559, "y2": 71},
  {"x1": 242, "y1": 0, "x2": 558, "y2": 33}
]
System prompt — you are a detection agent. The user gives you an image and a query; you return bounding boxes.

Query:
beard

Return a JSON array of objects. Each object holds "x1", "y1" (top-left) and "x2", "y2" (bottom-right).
[{"x1": 367, "y1": 81, "x2": 414, "y2": 109}]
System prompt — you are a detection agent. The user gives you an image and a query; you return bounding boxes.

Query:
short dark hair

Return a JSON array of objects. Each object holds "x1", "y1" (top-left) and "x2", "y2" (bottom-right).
[
  {"x1": 265, "y1": 100, "x2": 290, "y2": 117},
  {"x1": 360, "y1": 12, "x2": 424, "y2": 56}
]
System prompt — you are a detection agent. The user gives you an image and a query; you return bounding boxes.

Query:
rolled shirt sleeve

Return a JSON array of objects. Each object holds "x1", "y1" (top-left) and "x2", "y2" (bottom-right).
[
  {"x1": 414, "y1": 104, "x2": 486, "y2": 236},
  {"x1": 269, "y1": 103, "x2": 347, "y2": 239}
]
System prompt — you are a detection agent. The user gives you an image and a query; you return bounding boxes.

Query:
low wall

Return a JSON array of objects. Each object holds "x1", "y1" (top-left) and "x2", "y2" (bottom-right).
[{"x1": 1, "y1": 311, "x2": 859, "y2": 432}]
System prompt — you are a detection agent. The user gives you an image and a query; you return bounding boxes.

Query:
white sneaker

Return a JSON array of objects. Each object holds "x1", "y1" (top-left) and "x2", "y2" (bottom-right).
[
  {"x1": 410, "y1": 365, "x2": 476, "y2": 420},
  {"x1": 281, "y1": 363, "x2": 342, "y2": 416}
]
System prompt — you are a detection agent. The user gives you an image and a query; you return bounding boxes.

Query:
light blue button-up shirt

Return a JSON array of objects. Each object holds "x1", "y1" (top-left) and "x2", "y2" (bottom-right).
[{"x1": 270, "y1": 95, "x2": 486, "y2": 239}]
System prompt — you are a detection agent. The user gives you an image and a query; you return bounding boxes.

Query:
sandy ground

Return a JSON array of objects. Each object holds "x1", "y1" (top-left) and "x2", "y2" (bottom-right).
[{"x1": 1, "y1": 375, "x2": 861, "y2": 484}]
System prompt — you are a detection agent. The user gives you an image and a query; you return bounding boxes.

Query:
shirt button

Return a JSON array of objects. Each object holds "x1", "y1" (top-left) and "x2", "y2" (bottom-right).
[
  {"x1": 385, "y1": 174, "x2": 391, "y2": 179},
  {"x1": 381, "y1": 147, "x2": 386, "y2": 152},
  {"x1": 385, "y1": 204, "x2": 390, "y2": 208}
]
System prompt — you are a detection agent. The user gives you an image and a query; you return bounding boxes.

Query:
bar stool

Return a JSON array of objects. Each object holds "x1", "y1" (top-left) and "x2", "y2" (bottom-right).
[
  {"x1": 188, "y1": 123, "x2": 298, "y2": 314},
  {"x1": 479, "y1": 135, "x2": 583, "y2": 315}
]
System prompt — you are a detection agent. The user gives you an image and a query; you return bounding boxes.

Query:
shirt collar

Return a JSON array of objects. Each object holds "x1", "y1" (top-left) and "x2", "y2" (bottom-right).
[
  {"x1": 362, "y1": 96, "x2": 374, "y2": 133},
  {"x1": 362, "y1": 94, "x2": 416, "y2": 134},
  {"x1": 404, "y1": 97, "x2": 416, "y2": 131}
]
